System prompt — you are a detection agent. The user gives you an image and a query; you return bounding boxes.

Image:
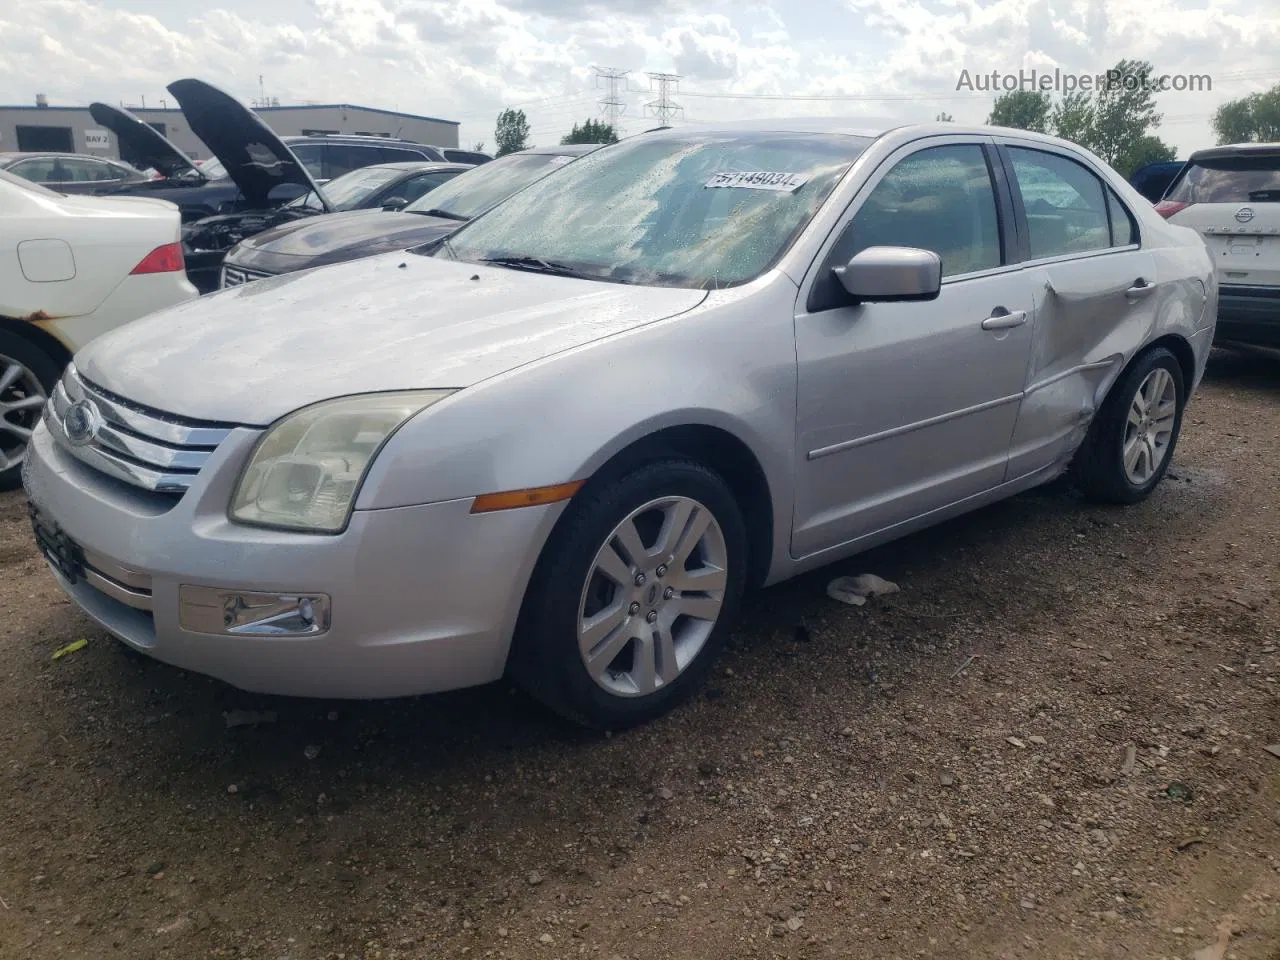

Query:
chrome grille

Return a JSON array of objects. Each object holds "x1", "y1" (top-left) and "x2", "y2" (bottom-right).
[
  {"x1": 46, "y1": 365, "x2": 235, "y2": 494},
  {"x1": 221, "y1": 264, "x2": 270, "y2": 288}
]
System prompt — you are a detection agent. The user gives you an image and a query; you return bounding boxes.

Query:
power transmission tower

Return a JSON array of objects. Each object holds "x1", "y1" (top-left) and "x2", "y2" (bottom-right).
[
  {"x1": 644, "y1": 72, "x2": 684, "y2": 124},
  {"x1": 594, "y1": 67, "x2": 629, "y2": 133}
]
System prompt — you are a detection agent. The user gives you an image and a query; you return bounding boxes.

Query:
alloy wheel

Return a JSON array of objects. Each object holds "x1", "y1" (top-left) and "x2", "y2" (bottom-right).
[
  {"x1": 1122, "y1": 366, "x2": 1177, "y2": 486},
  {"x1": 577, "y1": 496, "x2": 728, "y2": 698},
  {"x1": 0, "y1": 355, "x2": 49, "y2": 472}
]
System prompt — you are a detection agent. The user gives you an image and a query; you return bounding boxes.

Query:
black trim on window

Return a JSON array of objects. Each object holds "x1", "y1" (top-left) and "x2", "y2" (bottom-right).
[
  {"x1": 1104, "y1": 186, "x2": 1141, "y2": 247},
  {"x1": 994, "y1": 144, "x2": 1032, "y2": 263},
  {"x1": 988, "y1": 144, "x2": 1030, "y2": 264}
]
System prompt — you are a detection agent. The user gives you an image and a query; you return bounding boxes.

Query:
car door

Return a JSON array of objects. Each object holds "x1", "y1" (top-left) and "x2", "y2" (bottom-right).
[
  {"x1": 9, "y1": 157, "x2": 59, "y2": 189},
  {"x1": 792, "y1": 138, "x2": 1035, "y2": 557},
  {"x1": 996, "y1": 142, "x2": 1160, "y2": 479}
]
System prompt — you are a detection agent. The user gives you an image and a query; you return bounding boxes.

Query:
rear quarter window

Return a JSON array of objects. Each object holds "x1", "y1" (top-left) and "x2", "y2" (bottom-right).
[{"x1": 1167, "y1": 155, "x2": 1280, "y2": 203}]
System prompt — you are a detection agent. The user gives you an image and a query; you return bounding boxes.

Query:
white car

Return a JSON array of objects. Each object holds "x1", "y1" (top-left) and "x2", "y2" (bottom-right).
[
  {"x1": 0, "y1": 168, "x2": 197, "y2": 487},
  {"x1": 1156, "y1": 143, "x2": 1280, "y2": 349}
]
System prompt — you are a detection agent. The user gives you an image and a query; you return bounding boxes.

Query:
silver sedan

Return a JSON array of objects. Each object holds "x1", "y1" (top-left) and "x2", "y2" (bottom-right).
[{"x1": 23, "y1": 120, "x2": 1217, "y2": 729}]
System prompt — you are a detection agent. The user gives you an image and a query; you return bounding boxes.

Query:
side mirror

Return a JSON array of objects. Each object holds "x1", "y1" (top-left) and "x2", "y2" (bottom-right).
[
  {"x1": 381, "y1": 196, "x2": 408, "y2": 211},
  {"x1": 833, "y1": 246, "x2": 942, "y2": 303}
]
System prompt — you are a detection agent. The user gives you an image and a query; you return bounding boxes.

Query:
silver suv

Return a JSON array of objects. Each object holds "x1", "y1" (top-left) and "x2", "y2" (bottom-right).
[
  {"x1": 24, "y1": 121, "x2": 1216, "y2": 729},
  {"x1": 1157, "y1": 143, "x2": 1280, "y2": 349}
]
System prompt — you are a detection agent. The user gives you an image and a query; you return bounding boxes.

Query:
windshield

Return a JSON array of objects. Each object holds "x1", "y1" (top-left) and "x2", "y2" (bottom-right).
[
  {"x1": 1167, "y1": 155, "x2": 1280, "y2": 203},
  {"x1": 290, "y1": 165, "x2": 405, "y2": 211},
  {"x1": 405, "y1": 152, "x2": 580, "y2": 219},
  {"x1": 437, "y1": 132, "x2": 869, "y2": 289}
]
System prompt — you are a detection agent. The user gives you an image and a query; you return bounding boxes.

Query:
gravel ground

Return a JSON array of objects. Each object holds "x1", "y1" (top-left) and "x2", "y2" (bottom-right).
[{"x1": 1, "y1": 350, "x2": 1278, "y2": 960}]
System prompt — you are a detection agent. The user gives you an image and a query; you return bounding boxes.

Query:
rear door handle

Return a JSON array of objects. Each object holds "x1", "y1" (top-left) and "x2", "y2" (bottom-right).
[
  {"x1": 981, "y1": 309, "x2": 1027, "y2": 331},
  {"x1": 1126, "y1": 278, "x2": 1156, "y2": 297}
]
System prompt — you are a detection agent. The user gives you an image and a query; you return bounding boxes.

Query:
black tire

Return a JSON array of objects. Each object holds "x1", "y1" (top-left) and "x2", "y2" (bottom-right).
[
  {"x1": 1070, "y1": 345, "x2": 1185, "y2": 504},
  {"x1": 0, "y1": 333, "x2": 62, "y2": 491},
  {"x1": 509, "y1": 459, "x2": 747, "y2": 730}
]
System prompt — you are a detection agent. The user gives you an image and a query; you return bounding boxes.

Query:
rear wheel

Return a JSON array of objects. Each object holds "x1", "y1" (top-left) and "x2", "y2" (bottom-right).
[
  {"x1": 0, "y1": 334, "x2": 59, "y2": 490},
  {"x1": 1070, "y1": 346, "x2": 1185, "y2": 504},
  {"x1": 510, "y1": 459, "x2": 747, "y2": 729}
]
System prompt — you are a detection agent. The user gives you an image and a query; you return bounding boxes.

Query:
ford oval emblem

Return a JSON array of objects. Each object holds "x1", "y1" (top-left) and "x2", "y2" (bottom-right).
[
  {"x1": 63, "y1": 399, "x2": 101, "y2": 446},
  {"x1": 1235, "y1": 206, "x2": 1255, "y2": 223}
]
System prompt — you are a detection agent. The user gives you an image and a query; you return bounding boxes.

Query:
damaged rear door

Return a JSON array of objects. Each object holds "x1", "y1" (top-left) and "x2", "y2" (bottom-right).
[{"x1": 997, "y1": 142, "x2": 1160, "y2": 479}]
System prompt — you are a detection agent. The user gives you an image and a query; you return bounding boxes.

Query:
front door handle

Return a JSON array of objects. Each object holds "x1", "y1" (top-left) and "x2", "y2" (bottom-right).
[
  {"x1": 981, "y1": 308, "x2": 1028, "y2": 331},
  {"x1": 1126, "y1": 278, "x2": 1156, "y2": 297}
]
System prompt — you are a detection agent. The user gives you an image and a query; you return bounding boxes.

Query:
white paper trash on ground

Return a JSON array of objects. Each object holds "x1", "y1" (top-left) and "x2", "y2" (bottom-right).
[{"x1": 826, "y1": 574, "x2": 900, "y2": 606}]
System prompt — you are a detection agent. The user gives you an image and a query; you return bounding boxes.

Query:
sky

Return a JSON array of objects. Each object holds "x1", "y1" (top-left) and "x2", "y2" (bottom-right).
[{"x1": 0, "y1": 0, "x2": 1276, "y2": 155}]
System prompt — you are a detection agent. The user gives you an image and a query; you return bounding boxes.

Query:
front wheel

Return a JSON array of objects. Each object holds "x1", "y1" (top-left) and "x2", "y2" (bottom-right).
[
  {"x1": 0, "y1": 334, "x2": 60, "y2": 490},
  {"x1": 510, "y1": 459, "x2": 747, "y2": 729},
  {"x1": 1070, "y1": 346, "x2": 1186, "y2": 504}
]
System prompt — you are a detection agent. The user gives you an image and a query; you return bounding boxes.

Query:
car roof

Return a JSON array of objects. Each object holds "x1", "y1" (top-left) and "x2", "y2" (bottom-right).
[
  {"x1": 1188, "y1": 142, "x2": 1280, "y2": 161},
  {"x1": 518, "y1": 143, "x2": 602, "y2": 156},
  {"x1": 630, "y1": 118, "x2": 1092, "y2": 149},
  {"x1": 282, "y1": 134, "x2": 443, "y2": 148},
  {"x1": 0, "y1": 151, "x2": 126, "y2": 160},
  {"x1": 372, "y1": 161, "x2": 472, "y2": 172}
]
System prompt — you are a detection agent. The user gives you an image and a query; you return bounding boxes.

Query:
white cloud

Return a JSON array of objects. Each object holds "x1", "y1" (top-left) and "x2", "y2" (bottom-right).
[{"x1": 0, "y1": 0, "x2": 1277, "y2": 152}]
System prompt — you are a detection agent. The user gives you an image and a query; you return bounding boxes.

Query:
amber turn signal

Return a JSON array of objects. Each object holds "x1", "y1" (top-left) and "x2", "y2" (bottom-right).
[{"x1": 470, "y1": 480, "x2": 584, "y2": 513}]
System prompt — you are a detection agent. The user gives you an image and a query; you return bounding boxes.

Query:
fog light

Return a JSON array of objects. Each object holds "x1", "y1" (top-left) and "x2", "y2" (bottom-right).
[{"x1": 179, "y1": 586, "x2": 331, "y2": 636}]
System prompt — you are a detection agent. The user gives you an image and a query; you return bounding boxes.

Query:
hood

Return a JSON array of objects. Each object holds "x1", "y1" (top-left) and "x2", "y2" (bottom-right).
[
  {"x1": 230, "y1": 209, "x2": 459, "y2": 269},
  {"x1": 75, "y1": 252, "x2": 707, "y2": 425},
  {"x1": 167, "y1": 77, "x2": 329, "y2": 211},
  {"x1": 88, "y1": 102, "x2": 204, "y2": 181}
]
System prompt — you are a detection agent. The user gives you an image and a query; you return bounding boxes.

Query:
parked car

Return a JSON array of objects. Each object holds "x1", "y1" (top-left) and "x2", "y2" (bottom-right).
[
  {"x1": 284, "y1": 161, "x2": 469, "y2": 215},
  {"x1": 1156, "y1": 143, "x2": 1280, "y2": 348},
  {"x1": 0, "y1": 167, "x2": 196, "y2": 488},
  {"x1": 24, "y1": 121, "x2": 1215, "y2": 730},
  {"x1": 92, "y1": 101, "x2": 469, "y2": 224},
  {"x1": 280, "y1": 136, "x2": 488, "y2": 182},
  {"x1": 1129, "y1": 160, "x2": 1185, "y2": 203},
  {"x1": 0, "y1": 152, "x2": 149, "y2": 194},
  {"x1": 220, "y1": 144, "x2": 597, "y2": 285}
]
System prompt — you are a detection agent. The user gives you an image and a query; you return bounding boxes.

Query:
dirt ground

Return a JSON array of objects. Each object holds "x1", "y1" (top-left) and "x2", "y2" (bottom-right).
[{"x1": 1, "y1": 350, "x2": 1278, "y2": 960}]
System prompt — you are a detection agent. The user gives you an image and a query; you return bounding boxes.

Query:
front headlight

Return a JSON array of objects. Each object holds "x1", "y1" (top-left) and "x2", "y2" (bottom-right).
[{"x1": 230, "y1": 390, "x2": 455, "y2": 533}]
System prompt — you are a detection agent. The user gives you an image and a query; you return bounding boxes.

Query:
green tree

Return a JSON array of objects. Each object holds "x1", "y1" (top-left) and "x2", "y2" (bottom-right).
[
  {"x1": 935, "y1": 111, "x2": 954, "y2": 122},
  {"x1": 987, "y1": 90, "x2": 1052, "y2": 132},
  {"x1": 1115, "y1": 134, "x2": 1177, "y2": 176},
  {"x1": 1212, "y1": 83, "x2": 1280, "y2": 144},
  {"x1": 561, "y1": 119, "x2": 619, "y2": 145},
  {"x1": 494, "y1": 109, "x2": 530, "y2": 156},
  {"x1": 1088, "y1": 59, "x2": 1167, "y2": 174},
  {"x1": 472, "y1": 141, "x2": 486, "y2": 152},
  {"x1": 1051, "y1": 91, "x2": 1095, "y2": 146}
]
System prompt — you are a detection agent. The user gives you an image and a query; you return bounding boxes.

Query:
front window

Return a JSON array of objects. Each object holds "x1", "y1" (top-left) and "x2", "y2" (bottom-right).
[
  {"x1": 290, "y1": 165, "x2": 405, "y2": 211},
  {"x1": 404, "y1": 152, "x2": 584, "y2": 220},
  {"x1": 435, "y1": 132, "x2": 869, "y2": 288}
]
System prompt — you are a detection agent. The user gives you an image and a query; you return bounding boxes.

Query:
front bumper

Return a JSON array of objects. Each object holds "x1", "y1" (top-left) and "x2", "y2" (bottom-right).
[{"x1": 22, "y1": 422, "x2": 559, "y2": 698}]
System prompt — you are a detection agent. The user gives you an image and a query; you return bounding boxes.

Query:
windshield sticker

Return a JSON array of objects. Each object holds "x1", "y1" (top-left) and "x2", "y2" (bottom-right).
[
  {"x1": 548, "y1": 155, "x2": 575, "y2": 166},
  {"x1": 705, "y1": 171, "x2": 810, "y2": 193}
]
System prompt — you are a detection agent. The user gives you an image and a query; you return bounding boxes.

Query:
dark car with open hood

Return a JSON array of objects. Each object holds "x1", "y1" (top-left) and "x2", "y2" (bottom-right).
[
  {"x1": 92, "y1": 79, "x2": 471, "y2": 292},
  {"x1": 219, "y1": 144, "x2": 600, "y2": 287}
]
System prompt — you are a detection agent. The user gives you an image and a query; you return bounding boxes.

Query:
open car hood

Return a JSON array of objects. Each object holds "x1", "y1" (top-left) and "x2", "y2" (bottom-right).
[
  {"x1": 88, "y1": 102, "x2": 204, "y2": 181},
  {"x1": 167, "y1": 77, "x2": 330, "y2": 211}
]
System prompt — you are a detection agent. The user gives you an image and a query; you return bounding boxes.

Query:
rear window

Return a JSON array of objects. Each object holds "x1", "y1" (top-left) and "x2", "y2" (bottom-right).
[{"x1": 1167, "y1": 155, "x2": 1280, "y2": 203}]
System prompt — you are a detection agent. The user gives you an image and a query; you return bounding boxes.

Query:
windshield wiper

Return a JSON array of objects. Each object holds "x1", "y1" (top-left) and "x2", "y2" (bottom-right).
[
  {"x1": 478, "y1": 255, "x2": 588, "y2": 278},
  {"x1": 410, "y1": 207, "x2": 468, "y2": 221}
]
